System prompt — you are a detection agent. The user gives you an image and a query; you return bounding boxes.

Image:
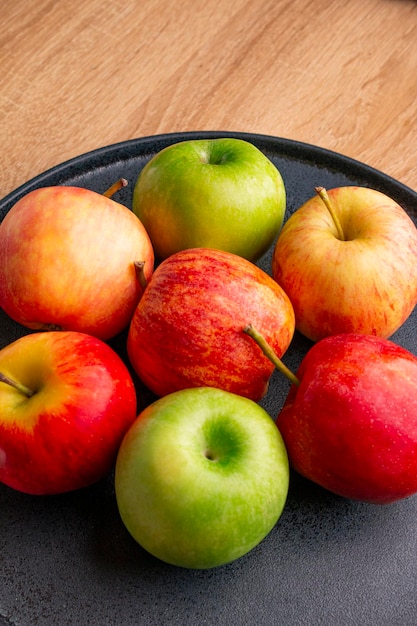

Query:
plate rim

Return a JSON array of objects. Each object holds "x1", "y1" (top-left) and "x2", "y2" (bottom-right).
[{"x1": 1, "y1": 130, "x2": 416, "y2": 212}]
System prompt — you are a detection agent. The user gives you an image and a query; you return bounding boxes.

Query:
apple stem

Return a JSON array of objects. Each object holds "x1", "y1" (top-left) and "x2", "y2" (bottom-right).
[
  {"x1": 315, "y1": 186, "x2": 345, "y2": 241},
  {"x1": 103, "y1": 178, "x2": 128, "y2": 198},
  {"x1": 0, "y1": 371, "x2": 34, "y2": 398},
  {"x1": 243, "y1": 324, "x2": 300, "y2": 387},
  {"x1": 134, "y1": 261, "x2": 148, "y2": 290}
]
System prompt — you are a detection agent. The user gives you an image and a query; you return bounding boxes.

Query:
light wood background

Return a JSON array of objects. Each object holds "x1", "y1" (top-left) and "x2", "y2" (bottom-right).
[{"x1": 1, "y1": 0, "x2": 417, "y2": 200}]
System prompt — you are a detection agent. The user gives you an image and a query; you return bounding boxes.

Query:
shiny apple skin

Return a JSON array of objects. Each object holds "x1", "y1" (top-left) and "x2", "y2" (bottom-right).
[
  {"x1": 115, "y1": 387, "x2": 289, "y2": 569},
  {"x1": 0, "y1": 186, "x2": 154, "y2": 340},
  {"x1": 132, "y1": 138, "x2": 286, "y2": 262},
  {"x1": 127, "y1": 248, "x2": 295, "y2": 401},
  {"x1": 0, "y1": 331, "x2": 137, "y2": 495},
  {"x1": 272, "y1": 186, "x2": 417, "y2": 342},
  {"x1": 277, "y1": 333, "x2": 417, "y2": 504}
]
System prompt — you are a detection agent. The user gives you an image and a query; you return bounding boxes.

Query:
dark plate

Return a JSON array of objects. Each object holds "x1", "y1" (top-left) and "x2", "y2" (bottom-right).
[{"x1": 1, "y1": 131, "x2": 416, "y2": 626}]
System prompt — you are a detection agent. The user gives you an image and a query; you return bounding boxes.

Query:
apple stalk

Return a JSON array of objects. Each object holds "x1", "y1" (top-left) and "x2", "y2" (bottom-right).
[
  {"x1": 243, "y1": 324, "x2": 300, "y2": 387},
  {"x1": 0, "y1": 371, "x2": 34, "y2": 397},
  {"x1": 134, "y1": 261, "x2": 148, "y2": 290},
  {"x1": 102, "y1": 179, "x2": 149, "y2": 291},
  {"x1": 315, "y1": 186, "x2": 345, "y2": 241},
  {"x1": 103, "y1": 178, "x2": 128, "y2": 198}
]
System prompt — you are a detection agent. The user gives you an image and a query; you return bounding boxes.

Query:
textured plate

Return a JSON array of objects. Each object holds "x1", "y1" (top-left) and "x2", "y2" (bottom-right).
[{"x1": 0, "y1": 131, "x2": 416, "y2": 626}]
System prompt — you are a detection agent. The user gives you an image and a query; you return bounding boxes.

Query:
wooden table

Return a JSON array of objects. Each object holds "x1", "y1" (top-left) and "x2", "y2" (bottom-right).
[{"x1": 1, "y1": 0, "x2": 417, "y2": 201}]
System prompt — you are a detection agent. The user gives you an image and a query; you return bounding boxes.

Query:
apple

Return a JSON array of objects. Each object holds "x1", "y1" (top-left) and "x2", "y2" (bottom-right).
[
  {"x1": 271, "y1": 332, "x2": 417, "y2": 505},
  {"x1": 0, "y1": 184, "x2": 154, "y2": 340},
  {"x1": 127, "y1": 247, "x2": 295, "y2": 402},
  {"x1": 0, "y1": 330, "x2": 138, "y2": 495},
  {"x1": 272, "y1": 186, "x2": 417, "y2": 342},
  {"x1": 114, "y1": 386, "x2": 289, "y2": 569},
  {"x1": 132, "y1": 137, "x2": 286, "y2": 262}
]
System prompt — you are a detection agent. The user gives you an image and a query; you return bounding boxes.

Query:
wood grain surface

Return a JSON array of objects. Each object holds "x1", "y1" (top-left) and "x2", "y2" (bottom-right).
[{"x1": 1, "y1": 0, "x2": 417, "y2": 199}]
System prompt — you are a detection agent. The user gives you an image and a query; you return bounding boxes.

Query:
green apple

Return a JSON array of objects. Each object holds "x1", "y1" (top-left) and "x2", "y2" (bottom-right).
[
  {"x1": 114, "y1": 387, "x2": 289, "y2": 569},
  {"x1": 132, "y1": 138, "x2": 286, "y2": 261}
]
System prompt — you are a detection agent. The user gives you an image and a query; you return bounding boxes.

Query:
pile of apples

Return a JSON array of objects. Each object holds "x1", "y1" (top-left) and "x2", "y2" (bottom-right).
[{"x1": 1, "y1": 137, "x2": 417, "y2": 570}]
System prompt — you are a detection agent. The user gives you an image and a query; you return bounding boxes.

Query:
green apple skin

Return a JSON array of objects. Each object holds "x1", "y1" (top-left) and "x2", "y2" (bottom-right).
[
  {"x1": 132, "y1": 138, "x2": 286, "y2": 262},
  {"x1": 115, "y1": 387, "x2": 289, "y2": 569},
  {"x1": 272, "y1": 186, "x2": 417, "y2": 342}
]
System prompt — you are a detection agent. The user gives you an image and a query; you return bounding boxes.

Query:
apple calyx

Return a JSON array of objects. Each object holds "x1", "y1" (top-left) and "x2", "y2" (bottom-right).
[
  {"x1": 243, "y1": 324, "x2": 300, "y2": 387},
  {"x1": 39, "y1": 323, "x2": 64, "y2": 332},
  {"x1": 103, "y1": 178, "x2": 128, "y2": 199},
  {"x1": 315, "y1": 186, "x2": 345, "y2": 241},
  {"x1": 134, "y1": 261, "x2": 148, "y2": 290},
  {"x1": 0, "y1": 371, "x2": 34, "y2": 398}
]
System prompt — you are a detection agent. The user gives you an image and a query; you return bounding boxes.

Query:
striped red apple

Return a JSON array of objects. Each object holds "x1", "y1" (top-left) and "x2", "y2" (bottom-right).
[{"x1": 127, "y1": 247, "x2": 295, "y2": 402}]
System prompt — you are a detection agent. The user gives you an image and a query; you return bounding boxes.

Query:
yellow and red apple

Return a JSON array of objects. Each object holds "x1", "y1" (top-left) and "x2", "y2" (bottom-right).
[
  {"x1": 272, "y1": 186, "x2": 417, "y2": 341},
  {"x1": 0, "y1": 185, "x2": 154, "y2": 340},
  {"x1": 0, "y1": 331, "x2": 137, "y2": 495}
]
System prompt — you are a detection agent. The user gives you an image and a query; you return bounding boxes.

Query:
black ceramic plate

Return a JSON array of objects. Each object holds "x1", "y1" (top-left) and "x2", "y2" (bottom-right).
[{"x1": 1, "y1": 131, "x2": 416, "y2": 626}]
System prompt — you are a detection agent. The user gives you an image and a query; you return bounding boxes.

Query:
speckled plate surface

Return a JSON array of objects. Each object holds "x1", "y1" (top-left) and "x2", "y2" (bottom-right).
[{"x1": 1, "y1": 131, "x2": 416, "y2": 626}]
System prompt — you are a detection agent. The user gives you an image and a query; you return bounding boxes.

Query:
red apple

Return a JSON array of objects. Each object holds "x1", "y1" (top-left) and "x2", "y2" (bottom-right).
[
  {"x1": 272, "y1": 186, "x2": 417, "y2": 341},
  {"x1": 127, "y1": 247, "x2": 295, "y2": 401},
  {"x1": 0, "y1": 185, "x2": 154, "y2": 340},
  {"x1": 0, "y1": 331, "x2": 138, "y2": 495},
  {"x1": 275, "y1": 333, "x2": 417, "y2": 504}
]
